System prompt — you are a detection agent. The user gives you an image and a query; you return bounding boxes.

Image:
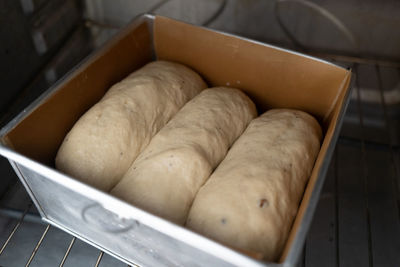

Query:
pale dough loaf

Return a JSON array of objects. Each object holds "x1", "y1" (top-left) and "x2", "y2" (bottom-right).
[
  {"x1": 186, "y1": 109, "x2": 322, "y2": 261},
  {"x1": 55, "y1": 61, "x2": 206, "y2": 191},
  {"x1": 111, "y1": 87, "x2": 257, "y2": 224}
]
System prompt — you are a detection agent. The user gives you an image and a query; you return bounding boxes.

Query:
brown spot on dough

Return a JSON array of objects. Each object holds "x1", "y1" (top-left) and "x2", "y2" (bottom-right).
[
  {"x1": 221, "y1": 218, "x2": 227, "y2": 224},
  {"x1": 259, "y1": 198, "x2": 269, "y2": 208}
]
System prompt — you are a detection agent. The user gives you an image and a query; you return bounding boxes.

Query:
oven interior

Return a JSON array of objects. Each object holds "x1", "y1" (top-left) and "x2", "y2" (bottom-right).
[{"x1": 0, "y1": 0, "x2": 399, "y2": 266}]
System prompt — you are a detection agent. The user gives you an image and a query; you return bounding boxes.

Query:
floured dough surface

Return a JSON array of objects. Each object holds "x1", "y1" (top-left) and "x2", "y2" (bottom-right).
[
  {"x1": 186, "y1": 109, "x2": 322, "y2": 261},
  {"x1": 55, "y1": 61, "x2": 206, "y2": 191},
  {"x1": 111, "y1": 87, "x2": 257, "y2": 224}
]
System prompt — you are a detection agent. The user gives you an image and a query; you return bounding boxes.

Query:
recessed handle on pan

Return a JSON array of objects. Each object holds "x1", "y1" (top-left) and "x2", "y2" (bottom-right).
[{"x1": 82, "y1": 203, "x2": 137, "y2": 233}]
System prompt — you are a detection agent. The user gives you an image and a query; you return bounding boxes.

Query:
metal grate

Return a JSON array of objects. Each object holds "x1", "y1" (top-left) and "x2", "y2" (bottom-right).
[
  {"x1": 0, "y1": 206, "x2": 135, "y2": 266},
  {"x1": 302, "y1": 61, "x2": 400, "y2": 267}
]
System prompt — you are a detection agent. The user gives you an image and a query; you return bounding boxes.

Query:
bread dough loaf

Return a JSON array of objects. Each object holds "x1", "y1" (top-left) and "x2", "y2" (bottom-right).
[
  {"x1": 186, "y1": 109, "x2": 322, "y2": 261},
  {"x1": 111, "y1": 87, "x2": 257, "y2": 224},
  {"x1": 55, "y1": 61, "x2": 206, "y2": 191}
]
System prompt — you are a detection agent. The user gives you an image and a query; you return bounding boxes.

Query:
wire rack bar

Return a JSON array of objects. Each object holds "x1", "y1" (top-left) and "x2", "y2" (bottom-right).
[
  {"x1": 0, "y1": 202, "x2": 33, "y2": 255},
  {"x1": 59, "y1": 237, "x2": 76, "y2": 267},
  {"x1": 354, "y1": 63, "x2": 374, "y2": 267},
  {"x1": 334, "y1": 144, "x2": 339, "y2": 266},
  {"x1": 94, "y1": 251, "x2": 104, "y2": 267},
  {"x1": 25, "y1": 224, "x2": 51, "y2": 266},
  {"x1": 375, "y1": 65, "x2": 400, "y2": 222}
]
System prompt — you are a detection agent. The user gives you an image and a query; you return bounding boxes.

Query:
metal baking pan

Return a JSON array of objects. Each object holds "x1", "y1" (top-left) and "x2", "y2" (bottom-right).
[{"x1": 0, "y1": 14, "x2": 352, "y2": 266}]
